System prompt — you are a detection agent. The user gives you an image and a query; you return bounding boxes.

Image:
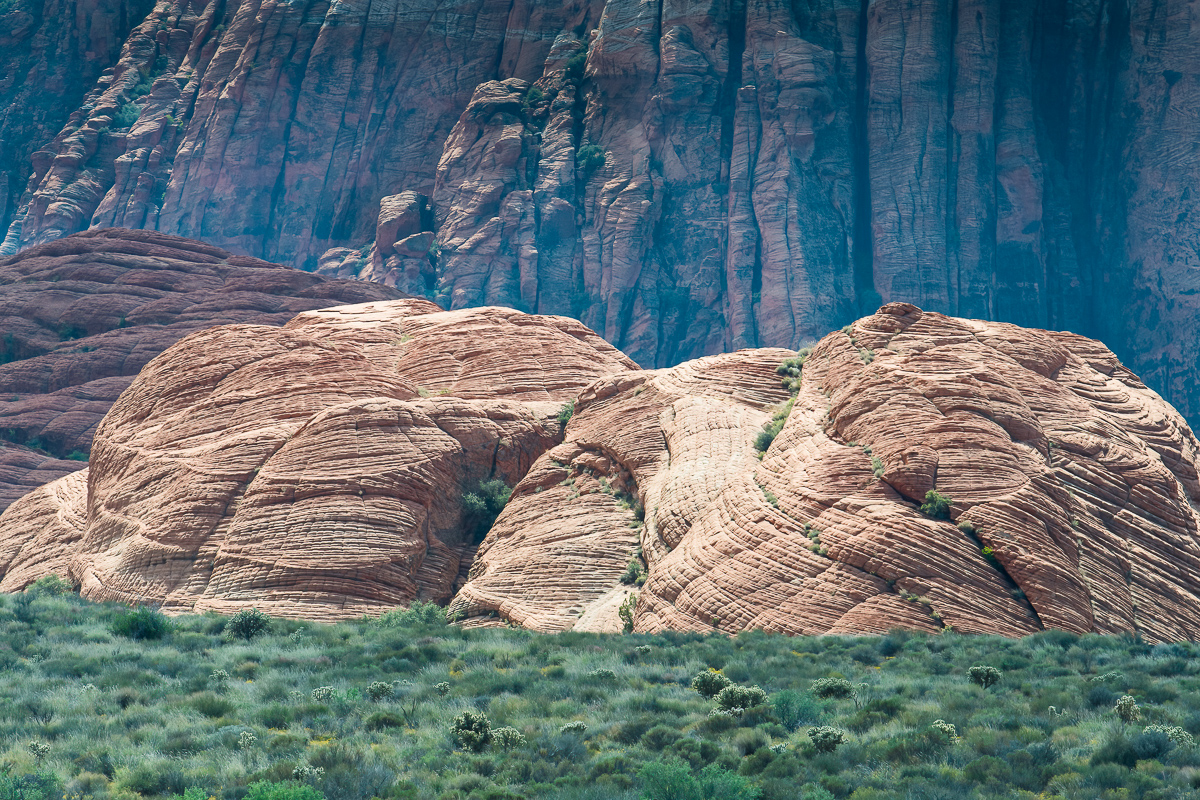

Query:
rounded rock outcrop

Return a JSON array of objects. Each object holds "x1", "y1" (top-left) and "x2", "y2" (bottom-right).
[
  {"x1": 454, "y1": 304, "x2": 1200, "y2": 642},
  {"x1": 0, "y1": 227, "x2": 404, "y2": 510},
  {"x1": 0, "y1": 301, "x2": 637, "y2": 618}
]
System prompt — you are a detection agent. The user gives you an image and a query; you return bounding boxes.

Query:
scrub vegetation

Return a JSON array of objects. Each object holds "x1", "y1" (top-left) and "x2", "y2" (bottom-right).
[{"x1": 1, "y1": 578, "x2": 1199, "y2": 800}]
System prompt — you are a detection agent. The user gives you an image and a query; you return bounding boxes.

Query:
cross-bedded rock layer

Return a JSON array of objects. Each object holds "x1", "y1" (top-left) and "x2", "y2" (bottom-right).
[
  {"x1": 4, "y1": 302, "x2": 1200, "y2": 639},
  {"x1": 0, "y1": 301, "x2": 637, "y2": 618},
  {"x1": 455, "y1": 304, "x2": 1200, "y2": 642},
  {"x1": 0, "y1": 227, "x2": 403, "y2": 510}
]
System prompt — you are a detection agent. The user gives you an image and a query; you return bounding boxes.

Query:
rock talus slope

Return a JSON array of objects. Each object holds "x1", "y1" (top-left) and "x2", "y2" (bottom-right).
[
  {"x1": 0, "y1": 301, "x2": 636, "y2": 618},
  {"x1": 0, "y1": 227, "x2": 403, "y2": 511},
  {"x1": 455, "y1": 304, "x2": 1200, "y2": 642},
  {"x1": 1, "y1": 0, "x2": 1198, "y2": 427}
]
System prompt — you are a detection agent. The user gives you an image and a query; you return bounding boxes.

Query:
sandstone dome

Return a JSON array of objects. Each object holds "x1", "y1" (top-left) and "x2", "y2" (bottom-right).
[{"x1": 2, "y1": 301, "x2": 1200, "y2": 641}]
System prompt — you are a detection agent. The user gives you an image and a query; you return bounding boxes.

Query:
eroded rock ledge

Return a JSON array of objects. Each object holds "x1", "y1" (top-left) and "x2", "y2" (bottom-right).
[{"x1": 3, "y1": 302, "x2": 1200, "y2": 640}]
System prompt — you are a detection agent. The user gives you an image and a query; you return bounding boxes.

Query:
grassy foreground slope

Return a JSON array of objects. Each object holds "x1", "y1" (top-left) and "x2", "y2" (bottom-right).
[{"x1": 2, "y1": 580, "x2": 1200, "y2": 800}]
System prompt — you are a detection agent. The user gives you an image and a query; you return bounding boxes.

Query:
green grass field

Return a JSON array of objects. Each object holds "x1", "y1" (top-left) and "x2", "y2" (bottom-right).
[{"x1": 2, "y1": 578, "x2": 1199, "y2": 800}]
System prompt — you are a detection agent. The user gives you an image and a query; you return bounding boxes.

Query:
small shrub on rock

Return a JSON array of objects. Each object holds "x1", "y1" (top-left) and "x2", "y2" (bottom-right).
[
  {"x1": 462, "y1": 479, "x2": 512, "y2": 542},
  {"x1": 919, "y1": 490, "x2": 952, "y2": 520},
  {"x1": 576, "y1": 144, "x2": 606, "y2": 174}
]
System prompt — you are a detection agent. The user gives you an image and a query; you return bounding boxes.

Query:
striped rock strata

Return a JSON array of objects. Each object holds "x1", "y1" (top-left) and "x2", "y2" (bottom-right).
[
  {"x1": 0, "y1": 227, "x2": 402, "y2": 511},
  {"x1": 0, "y1": 302, "x2": 636, "y2": 617},
  {"x1": 5, "y1": 301, "x2": 1200, "y2": 639},
  {"x1": 454, "y1": 303, "x2": 1200, "y2": 641}
]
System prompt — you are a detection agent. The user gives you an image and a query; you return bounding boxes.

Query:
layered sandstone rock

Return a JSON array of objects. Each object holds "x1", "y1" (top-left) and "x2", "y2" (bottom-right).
[
  {"x1": 0, "y1": 227, "x2": 403, "y2": 510},
  {"x1": 2, "y1": 0, "x2": 1198, "y2": 428},
  {"x1": 455, "y1": 304, "x2": 1200, "y2": 642},
  {"x1": 4, "y1": 302, "x2": 1200, "y2": 639},
  {"x1": 0, "y1": 301, "x2": 636, "y2": 618}
]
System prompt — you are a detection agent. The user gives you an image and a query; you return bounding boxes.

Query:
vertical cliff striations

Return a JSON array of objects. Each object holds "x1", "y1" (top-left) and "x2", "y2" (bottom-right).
[{"x1": 2, "y1": 0, "x2": 1199, "y2": 425}]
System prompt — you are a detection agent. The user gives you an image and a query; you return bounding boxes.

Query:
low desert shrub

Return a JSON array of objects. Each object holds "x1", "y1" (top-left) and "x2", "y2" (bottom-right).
[
  {"x1": 714, "y1": 685, "x2": 768, "y2": 712},
  {"x1": 967, "y1": 665, "x2": 1001, "y2": 689},
  {"x1": 451, "y1": 710, "x2": 492, "y2": 752},
  {"x1": 243, "y1": 780, "x2": 325, "y2": 800},
  {"x1": 691, "y1": 670, "x2": 732, "y2": 699},
  {"x1": 807, "y1": 726, "x2": 846, "y2": 754},
  {"x1": 227, "y1": 607, "x2": 271, "y2": 640},
  {"x1": 111, "y1": 606, "x2": 171, "y2": 640}
]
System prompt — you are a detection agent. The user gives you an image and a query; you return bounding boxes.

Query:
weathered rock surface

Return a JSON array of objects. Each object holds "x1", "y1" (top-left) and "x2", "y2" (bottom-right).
[
  {"x1": 2, "y1": 0, "x2": 1198, "y2": 428},
  {"x1": 0, "y1": 301, "x2": 636, "y2": 618},
  {"x1": 0, "y1": 0, "x2": 153, "y2": 250},
  {"x1": 5, "y1": 302, "x2": 1200, "y2": 639},
  {"x1": 455, "y1": 304, "x2": 1200, "y2": 642},
  {"x1": 0, "y1": 227, "x2": 403, "y2": 510}
]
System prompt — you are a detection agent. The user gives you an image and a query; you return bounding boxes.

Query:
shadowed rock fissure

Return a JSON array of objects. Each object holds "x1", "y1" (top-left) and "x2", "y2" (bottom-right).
[
  {"x1": 851, "y1": 0, "x2": 877, "y2": 316},
  {"x1": 957, "y1": 522, "x2": 1045, "y2": 630}
]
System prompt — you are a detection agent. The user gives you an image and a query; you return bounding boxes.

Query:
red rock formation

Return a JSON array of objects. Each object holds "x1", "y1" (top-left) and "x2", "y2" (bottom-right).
[
  {"x1": 0, "y1": 0, "x2": 153, "y2": 245},
  {"x1": 0, "y1": 227, "x2": 403, "y2": 510},
  {"x1": 3, "y1": 0, "x2": 1198, "y2": 428},
  {"x1": 455, "y1": 304, "x2": 1200, "y2": 642},
  {"x1": 5, "y1": 301, "x2": 1200, "y2": 639},
  {"x1": 0, "y1": 301, "x2": 637, "y2": 618}
]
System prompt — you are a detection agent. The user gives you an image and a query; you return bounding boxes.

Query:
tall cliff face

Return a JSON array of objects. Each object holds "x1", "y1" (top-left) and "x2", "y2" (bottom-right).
[
  {"x1": 0, "y1": 0, "x2": 153, "y2": 241},
  {"x1": 2, "y1": 0, "x2": 1199, "y2": 425}
]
